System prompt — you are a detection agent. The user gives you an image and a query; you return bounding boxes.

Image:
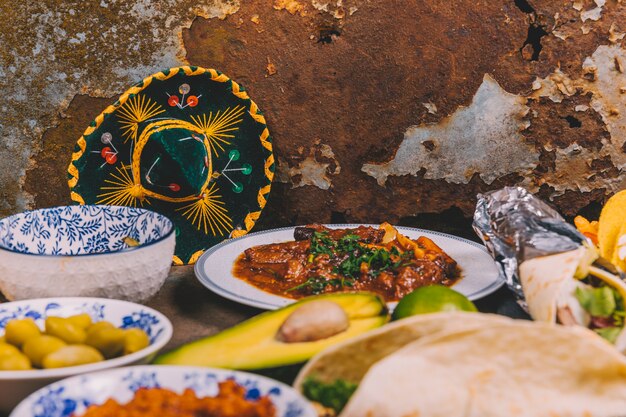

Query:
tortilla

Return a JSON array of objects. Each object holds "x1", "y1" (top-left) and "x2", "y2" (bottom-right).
[
  {"x1": 294, "y1": 311, "x2": 512, "y2": 386},
  {"x1": 518, "y1": 246, "x2": 626, "y2": 351},
  {"x1": 296, "y1": 313, "x2": 626, "y2": 417},
  {"x1": 518, "y1": 247, "x2": 587, "y2": 323},
  {"x1": 342, "y1": 322, "x2": 626, "y2": 417}
]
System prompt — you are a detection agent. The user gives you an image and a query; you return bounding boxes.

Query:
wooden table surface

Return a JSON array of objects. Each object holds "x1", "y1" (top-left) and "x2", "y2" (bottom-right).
[
  {"x1": 147, "y1": 265, "x2": 528, "y2": 354},
  {"x1": 1, "y1": 264, "x2": 528, "y2": 415}
]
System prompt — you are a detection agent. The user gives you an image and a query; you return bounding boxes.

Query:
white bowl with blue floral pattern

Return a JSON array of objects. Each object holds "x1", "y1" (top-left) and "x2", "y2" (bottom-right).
[
  {"x1": 10, "y1": 365, "x2": 317, "y2": 417},
  {"x1": 0, "y1": 297, "x2": 173, "y2": 413},
  {"x1": 0, "y1": 205, "x2": 175, "y2": 302}
]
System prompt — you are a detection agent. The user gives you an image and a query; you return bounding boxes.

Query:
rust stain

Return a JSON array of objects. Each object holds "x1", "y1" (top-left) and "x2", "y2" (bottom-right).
[
  {"x1": 23, "y1": 95, "x2": 112, "y2": 209},
  {"x1": 277, "y1": 142, "x2": 341, "y2": 190},
  {"x1": 0, "y1": 0, "x2": 240, "y2": 216},
  {"x1": 4, "y1": 0, "x2": 626, "y2": 229}
]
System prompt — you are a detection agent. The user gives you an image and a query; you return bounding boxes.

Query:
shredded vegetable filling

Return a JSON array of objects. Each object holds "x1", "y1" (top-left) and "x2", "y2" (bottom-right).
[{"x1": 574, "y1": 272, "x2": 626, "y2": 343}]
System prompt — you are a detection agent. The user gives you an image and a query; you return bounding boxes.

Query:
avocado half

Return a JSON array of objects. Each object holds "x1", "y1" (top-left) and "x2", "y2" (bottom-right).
[{"x1": 154, "y1": 292, "x2": 389, "y2": 369}]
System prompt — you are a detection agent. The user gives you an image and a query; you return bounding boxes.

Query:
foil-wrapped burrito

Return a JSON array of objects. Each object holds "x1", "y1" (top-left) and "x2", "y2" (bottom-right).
[{"x1": 473, "y1": 187, "x2": 626, "y2": 351}]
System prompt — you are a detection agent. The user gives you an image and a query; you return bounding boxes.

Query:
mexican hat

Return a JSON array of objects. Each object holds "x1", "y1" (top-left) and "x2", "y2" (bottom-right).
[{"x1": 68, "y1": 66, "x2": 274, "y2": 264}]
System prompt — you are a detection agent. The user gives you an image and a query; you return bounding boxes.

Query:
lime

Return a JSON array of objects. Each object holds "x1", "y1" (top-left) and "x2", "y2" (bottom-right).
[{"x1": 392, "y1": 285, "x2": 477, "y2": 320}]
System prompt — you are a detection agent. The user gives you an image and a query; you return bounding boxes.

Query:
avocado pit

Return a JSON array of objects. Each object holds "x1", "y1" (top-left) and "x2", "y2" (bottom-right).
[{"x1": 276, "y1": 300, "x2": 349, "y2": 343}]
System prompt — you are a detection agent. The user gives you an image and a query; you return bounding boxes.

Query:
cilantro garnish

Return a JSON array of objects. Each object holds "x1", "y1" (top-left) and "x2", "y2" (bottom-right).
[
  {"x1": 309, "y1": 232, "x2": 336, "y2": 257},
  {"x1": 286, "y1": 276, "x2": 355, "y2": 294},
  {"x1": 302, "y1": 377, "x2": 358, "y2": 413},
  {"x1": 291, "y1": 232, "x2": 416, "y2": 295}
]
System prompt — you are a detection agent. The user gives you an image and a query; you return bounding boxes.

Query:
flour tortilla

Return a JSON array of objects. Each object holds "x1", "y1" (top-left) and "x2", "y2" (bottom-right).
[
  {"x1": 518, "y1": 247, "x2": 588, "y2": 323},
  {"x1": 519, "y1": 246, "x2": 626, "y2": 351},
  {"x1": 297, "y1": 313, "x2": 626, "y2": 417},
  {"x1": 294, "y1": 311, "x2": 512, "y2": 387},
  {"x1": 340, "y1": 322, "x2": 626, "y2": 417}
]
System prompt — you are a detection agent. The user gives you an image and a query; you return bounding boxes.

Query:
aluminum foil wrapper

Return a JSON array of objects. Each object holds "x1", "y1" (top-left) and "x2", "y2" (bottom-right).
[{"x1": 473, "y1": 186, "x2": 586, "y2": 300}]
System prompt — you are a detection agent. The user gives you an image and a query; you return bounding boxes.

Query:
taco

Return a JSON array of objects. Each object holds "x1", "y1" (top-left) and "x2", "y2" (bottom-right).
[
  {"x1": 519, "y1": 245, "x2": 626, "y2": 350},
  {"x1": 295, "y1": 312, "x2": 626, "y2": 417}
]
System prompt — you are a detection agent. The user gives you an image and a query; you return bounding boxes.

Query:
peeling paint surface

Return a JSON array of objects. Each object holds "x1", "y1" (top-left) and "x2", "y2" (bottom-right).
[
  {"x1": 0, "y1": 0, "x2": 239, "y2": 214},
  {"x1": 580, "y1": 0, "x2": 605, "y2": 22},
  {"x1": 363, "y1": 75, "x2": 534, "y2": 186},
  {"x1": 1, "y1": 0, "x2": 626, "y2": 230},
  {"x1": 528, "y1": 44, "x2": 626, "y2": 195},
  {"x1": 279, "y1": 143, "x2": 341, "y2": 190}
]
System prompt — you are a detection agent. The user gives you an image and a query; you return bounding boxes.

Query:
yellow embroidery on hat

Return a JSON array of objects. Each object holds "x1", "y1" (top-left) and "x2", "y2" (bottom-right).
[
  {"x1": 176, "y1": 182, "x2": 233, "y2": 236},
  {"x1": 97, "y1": 164, "x2": 149, "y2": 207},
  {"x1": 68, "y1": 66, "x2": 274, "y2": 264},
  {"x1": 190, "y1": 105, "x2": 245, "y2": 157},
  {"x1": 117, "y1": 95, "x2": 165, "y2": 143}
]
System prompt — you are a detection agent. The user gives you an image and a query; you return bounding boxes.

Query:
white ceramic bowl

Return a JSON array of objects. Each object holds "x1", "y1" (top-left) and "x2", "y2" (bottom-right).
[
  {"x1": 0, "y1": 297, "x2": 173, "y2": 413},
  {"x1": 0, "y1": 205, "x2": 175, "y2": 302},
  {"x1": 11, "y1": 365, "x2": 317, "y2": 417}
]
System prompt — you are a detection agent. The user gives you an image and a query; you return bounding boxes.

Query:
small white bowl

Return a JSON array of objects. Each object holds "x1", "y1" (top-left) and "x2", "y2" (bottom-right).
[
  {"x1": 11, "y1": 365, "x2": 317, "y2": 417},
  {"x1": 0, "y1": 205, "x2": 175, "y2": 302},
  {"x1": 0, "y1": 297, "x2": 173, "y2": 413}
]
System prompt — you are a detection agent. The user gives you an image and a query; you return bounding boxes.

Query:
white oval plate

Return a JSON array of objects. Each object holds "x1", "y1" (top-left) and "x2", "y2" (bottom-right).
[{"x1": 195, "y1": 225, "x2": 503, "y2": 310}]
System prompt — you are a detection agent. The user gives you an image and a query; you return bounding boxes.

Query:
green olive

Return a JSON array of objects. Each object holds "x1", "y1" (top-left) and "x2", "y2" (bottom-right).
[
  {"x1": 4, "y1": 318, "x2": 41, "y2": 347},
  {"x1": 42, "y1": 345, "x2": 104, "y2": 369},
  {"x1": 0, "y1": 343, "x2": 21, "y2": 357},
  {"x1": 0, "y1": 352, "x2": 32, "y2": 370},
  {"x1": 86, "y1": 321, "x2": 114, "y2": 337},
  {"x1": 22, "y1": 335, "x2": 67, "y2": 368},
  {"x1": 123, "y1": 328, "x2": 150, "y2": 355},
  {"x1": 45, "y1": 317, "x2": 87, "y2": 344},
  {"x1": 66, "y1": 314, "x2": 92, "y2": 329},
  {"x1": 85, "y1": 327, "x2": 125, "y2": 359}
]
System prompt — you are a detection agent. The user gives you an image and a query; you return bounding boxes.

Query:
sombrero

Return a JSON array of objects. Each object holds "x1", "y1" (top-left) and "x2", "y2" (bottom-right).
[{"x1": 68, "y1": 66, "x2": 274, "y2": 264}]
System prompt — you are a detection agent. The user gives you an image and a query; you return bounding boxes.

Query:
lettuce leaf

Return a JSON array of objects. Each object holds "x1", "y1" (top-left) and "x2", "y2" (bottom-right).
[
  {"x1": 595, "y1": 327, "x2": 622, "y2": 343},
  {"x1": 575, "y1": 285, "x2": 616, "y2": 317}
]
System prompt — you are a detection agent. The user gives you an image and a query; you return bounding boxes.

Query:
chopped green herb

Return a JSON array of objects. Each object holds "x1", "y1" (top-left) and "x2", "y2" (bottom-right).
[
  {"x1": 286, "y1": 276, "x2": 328, "y2": 294},
  {"x1": 310, "y1": 232, "x2": 336, "y2": 257},
  {"x1": 300, "y1": 232, "x2": 416, "y2": 295},
  {"x1": 286, "y1": 276, "x2": 355, "y2": 294},
  {"x1": 302, "y1": 377, "x2": 358, "y2": 414}
]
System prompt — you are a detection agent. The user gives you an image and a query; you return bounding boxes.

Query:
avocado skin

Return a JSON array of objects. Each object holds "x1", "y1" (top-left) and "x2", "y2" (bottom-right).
[{"x1": 154, "y1": 292, "x2": 388, "y2": 369}]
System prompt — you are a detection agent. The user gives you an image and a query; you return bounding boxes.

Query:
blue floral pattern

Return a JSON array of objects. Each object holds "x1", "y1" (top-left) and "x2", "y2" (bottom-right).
[
  {"x1": 0, "y1": 205, "x2": 172, "y2": 256},
  {"x1": 285, "y1": 401, "x2": 306, "y2": 417},
  {"x1": 182, "y1": 372, "x2": 285, "y2": 402},
  {"x1": 123, "y1": 371, "x2": 161, "y2": 392},
  {"x1": 17, "y1": 367, "x2": 314, "y2": 417},
  {"x1": 31, "y1": 386, "x2": 90, "y2": 417},
  {"x1": 1, "y1": 300, "x2": 165, "y2": 348},
  {"x1": 0, "y1": 305, "x2": 42, "y2": 329},
  {"x1": 121, "y1": 310, "x2": 162, "y2": 343},
  {"x1": 81, "y1": 302, "x2": 106, "y2": 322},
  {"x1": 183, "y1": 372, "x2": 220, "y2": 396}
]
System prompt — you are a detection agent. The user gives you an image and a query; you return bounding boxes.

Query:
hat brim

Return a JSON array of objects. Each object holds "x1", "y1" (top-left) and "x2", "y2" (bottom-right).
[{"x1": 68, "y1": 66, "x2": 274, "y2": 265}]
